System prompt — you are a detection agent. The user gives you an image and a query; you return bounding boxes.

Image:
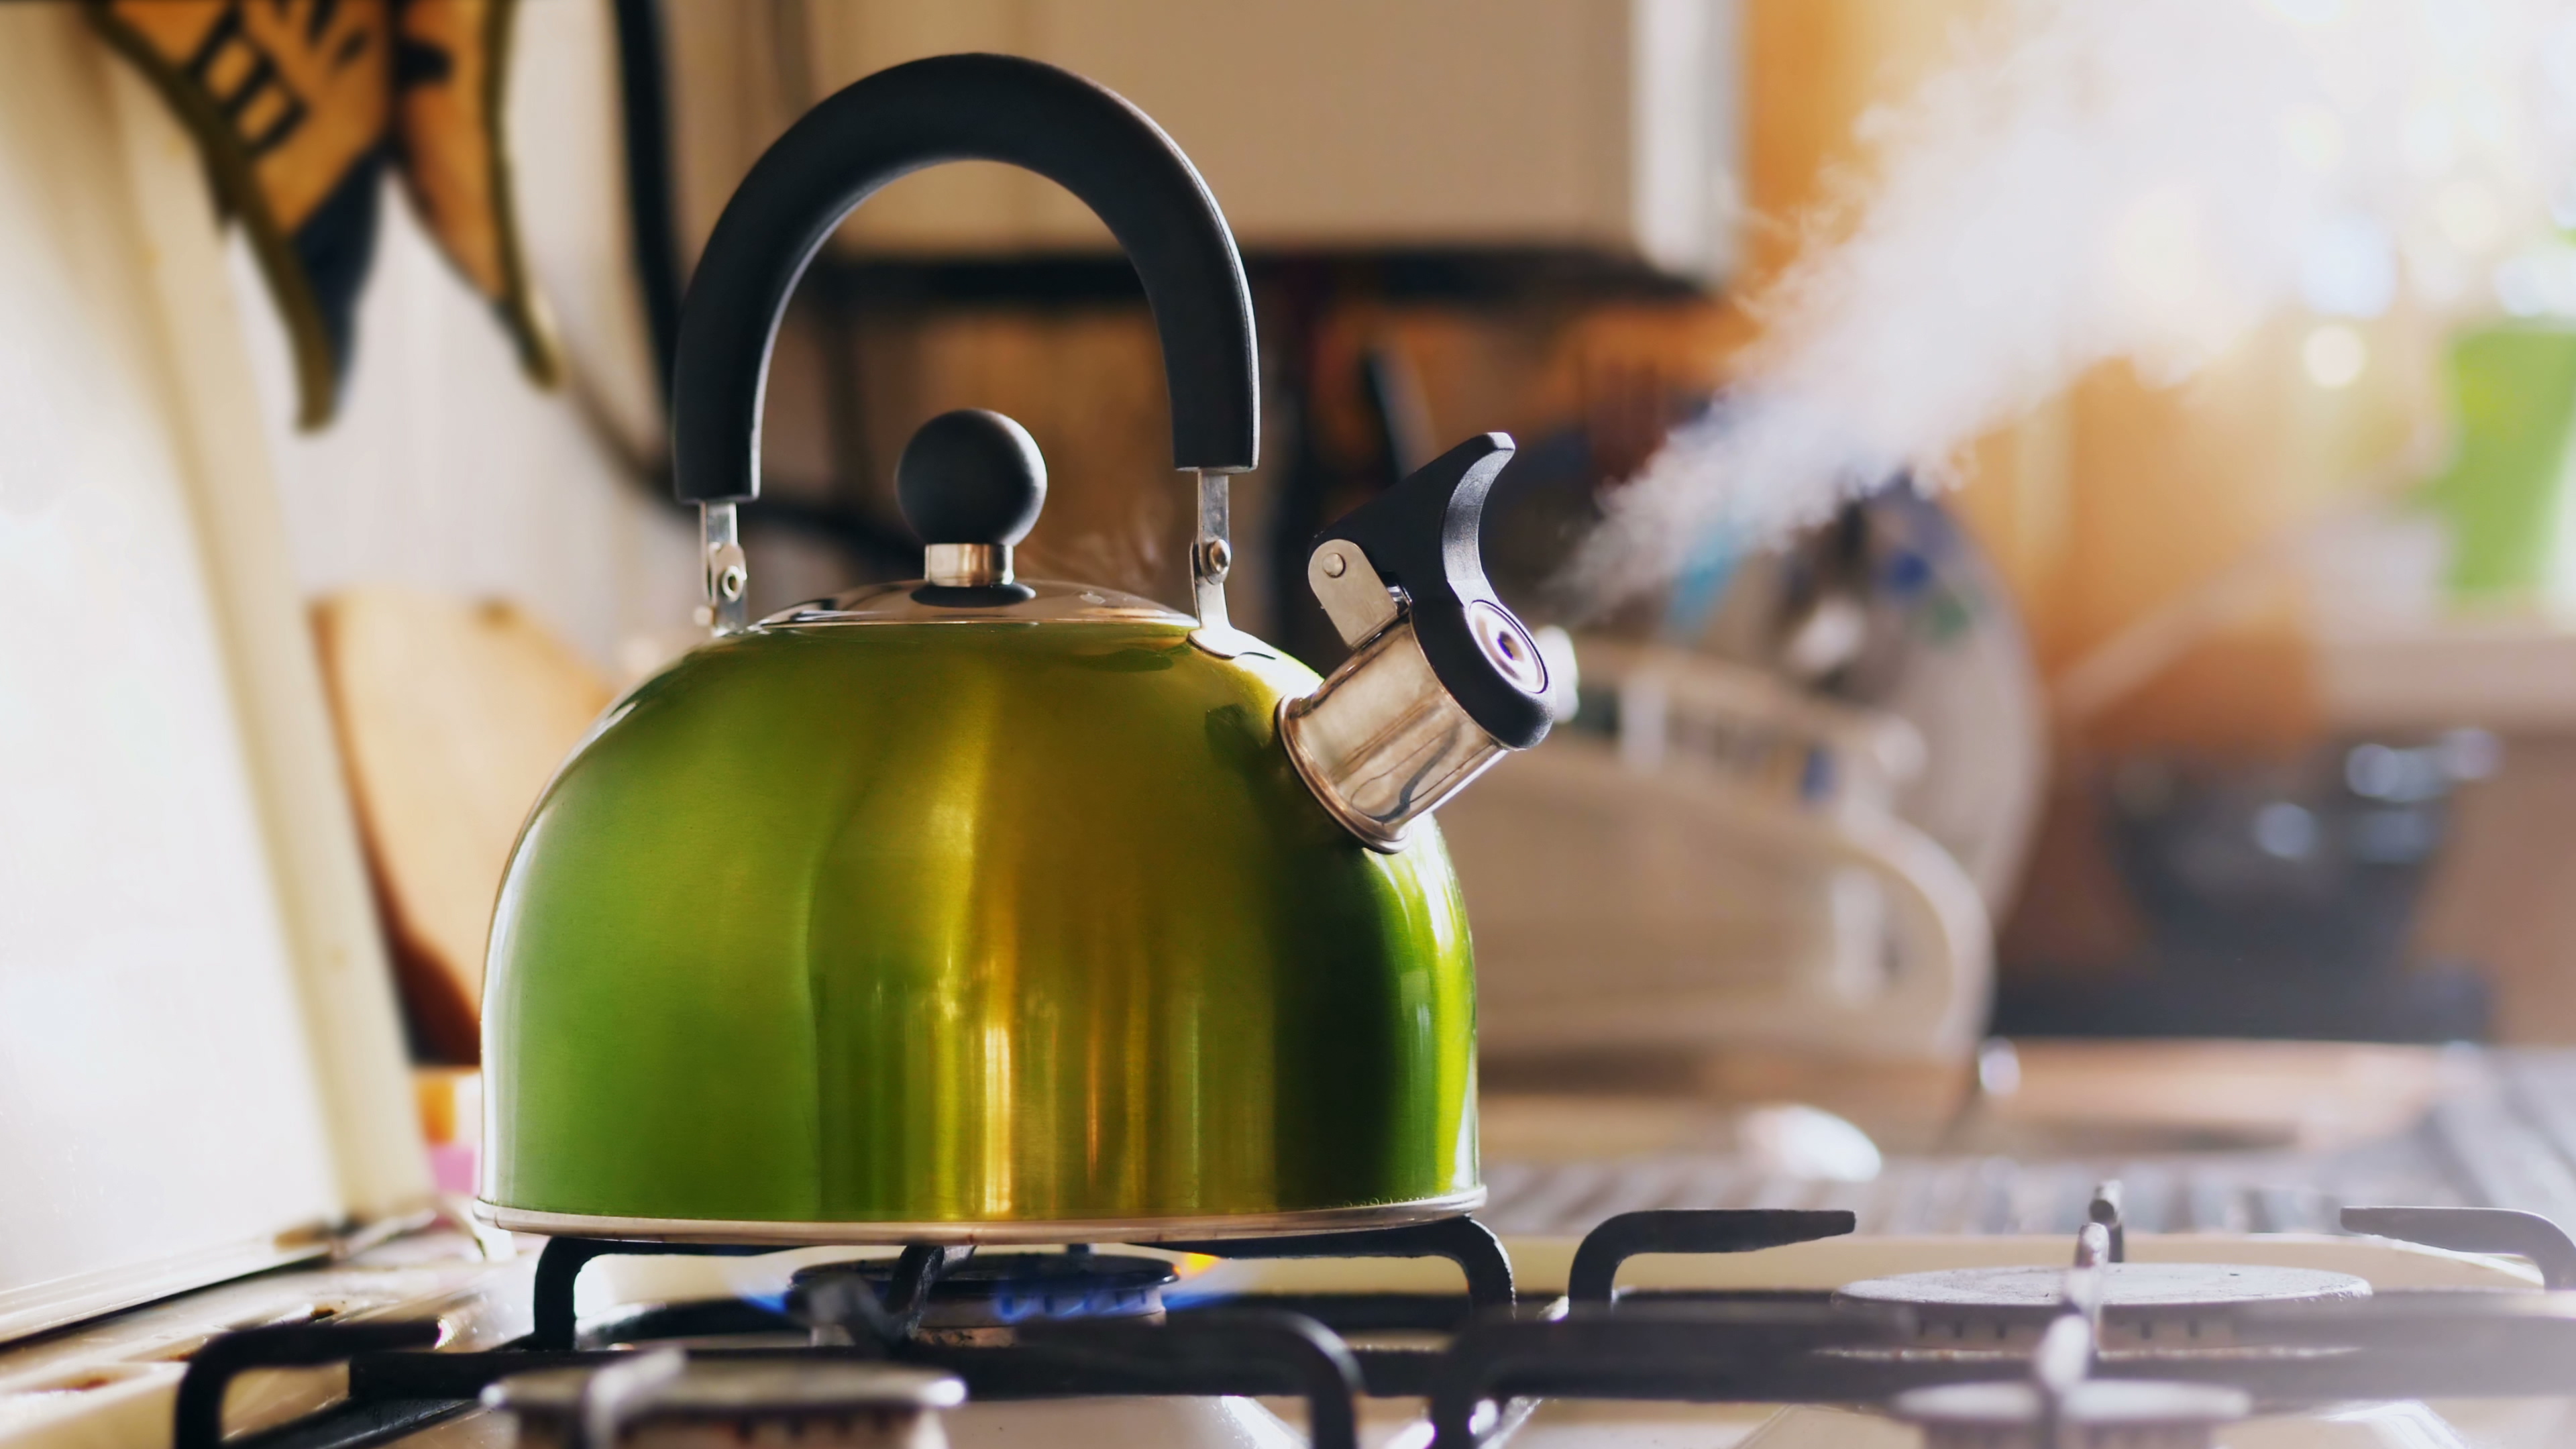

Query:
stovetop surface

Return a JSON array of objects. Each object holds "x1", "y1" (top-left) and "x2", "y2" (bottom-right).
[
  {"x1": 10, "y1": 1208, "x2": 2567, "y2": 1449},
  {"x1": 19, "y1": 1046, "x2": 2576, "y2": 1449},
  {"x1": 1477, "y1": 1046, "x2": 2576, "y2": 1238}
]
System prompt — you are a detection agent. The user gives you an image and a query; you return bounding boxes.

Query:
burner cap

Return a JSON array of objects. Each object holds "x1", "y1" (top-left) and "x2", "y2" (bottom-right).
[
  {"x1": 494, "y1": 1361, "x2": 965, "y2": 1413},
  {"x1": 1895, "y1": 1379, "x2": 2249, "y2": 1449},
  {"x1": 1838, "y1": 1264, "x2": 2369, "y2": 1348}
]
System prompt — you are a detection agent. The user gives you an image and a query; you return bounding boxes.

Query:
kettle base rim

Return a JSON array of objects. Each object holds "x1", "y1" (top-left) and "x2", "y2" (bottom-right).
[{"x1": 471, "y1": 1189, "x2": 1487, "y2": 1246}]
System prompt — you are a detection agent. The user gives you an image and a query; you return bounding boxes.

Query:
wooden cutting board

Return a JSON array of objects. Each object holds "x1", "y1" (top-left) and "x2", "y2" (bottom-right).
[{"x1": 312, "y1": 588, "x2": 610, "y2": 1062}]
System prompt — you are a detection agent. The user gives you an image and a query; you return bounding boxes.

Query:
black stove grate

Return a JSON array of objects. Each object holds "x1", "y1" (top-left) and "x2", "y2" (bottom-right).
[{"x1": 169, "y1": 1200, "x2": 2576, "y2": 1449}]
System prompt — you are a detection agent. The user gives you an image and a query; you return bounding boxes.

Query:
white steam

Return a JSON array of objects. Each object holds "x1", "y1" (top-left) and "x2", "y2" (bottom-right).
[{"x1": 1580, "y1": 0, "x2": 2576, "y2": 600}]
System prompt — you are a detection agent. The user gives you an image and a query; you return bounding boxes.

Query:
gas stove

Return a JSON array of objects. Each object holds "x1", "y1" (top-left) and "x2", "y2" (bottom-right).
[{"x1": 10, "y1": 1191, "x2": 2576, "y2": 1449}]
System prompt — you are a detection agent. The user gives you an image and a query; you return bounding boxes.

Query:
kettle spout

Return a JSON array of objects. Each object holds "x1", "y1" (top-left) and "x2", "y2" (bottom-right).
[
  {"x1": 1281, "y1": 614, "x2": 1527, "y2": 850},
  {"x1": 1279, "y1": 433, "x2": 1554, "y2": 851}
]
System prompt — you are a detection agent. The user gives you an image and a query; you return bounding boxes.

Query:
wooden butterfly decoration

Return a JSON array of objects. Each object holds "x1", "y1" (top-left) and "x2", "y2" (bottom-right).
[{"x1": 91, "y1": 0, "x2": 557, "y2": 427}]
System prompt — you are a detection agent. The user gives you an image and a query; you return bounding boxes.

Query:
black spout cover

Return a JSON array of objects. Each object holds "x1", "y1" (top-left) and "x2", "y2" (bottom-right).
[
  {"x1": 672, "y1": 54, "x2": 1258, "y2": 504},
  {"x1": 1316, "y1": 433, "x2": 1552, "y2": 750}
]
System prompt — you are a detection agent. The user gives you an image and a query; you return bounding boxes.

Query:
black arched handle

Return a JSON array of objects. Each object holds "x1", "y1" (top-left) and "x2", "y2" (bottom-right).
[{"x1": 672, "y1": 54, "x2": 1258, "y2": 504}]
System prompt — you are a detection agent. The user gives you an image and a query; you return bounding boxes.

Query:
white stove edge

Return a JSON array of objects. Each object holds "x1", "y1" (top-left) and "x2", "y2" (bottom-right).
[
  {"x1": 0, "y1": 1232, "x2": 529, "y2": 1449},
  {"x1": 1729, "y1": 1396, "x2": 2575, "y2": 1449},
  {"x1": 0, "y1": 1231, "x2": 2543, "y2": 1449}
]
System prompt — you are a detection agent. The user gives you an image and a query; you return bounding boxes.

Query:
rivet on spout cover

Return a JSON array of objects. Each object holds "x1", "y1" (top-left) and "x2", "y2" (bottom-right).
[{"x1": 1281, "y1": 432, "x2": 1552, "y2": 850}]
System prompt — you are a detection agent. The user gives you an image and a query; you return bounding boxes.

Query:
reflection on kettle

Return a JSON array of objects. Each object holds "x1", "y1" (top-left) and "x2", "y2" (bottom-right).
[
  {"x1": 1444, "y1": 639, "x2": 1995, "y2": 1063},
  {"x1": 475, "y1": 56, "x2": 1554, "y2": 1242}
]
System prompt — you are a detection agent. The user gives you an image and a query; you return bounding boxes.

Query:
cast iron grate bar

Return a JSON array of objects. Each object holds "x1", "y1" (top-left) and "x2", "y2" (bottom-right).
[
  {"x1": 1565, "y1": 1209, "x2": 1855, "y2": 1306},
  {"x1": 1156, "y1": 1215, "x2": 1515, "y2": 1313},
  {"x1": 223, "y1": 1400, "x2": 470, "y2": 1449},
  {"x1": 174, "y1": 1322, "x2": 442, "y2": 1449},
  {"x1": 531, "y1": 1238, "x2": 777, "y2": 1351},
  {"x1": 2343, "y1": 1205, "x2": 2576, "y2": 1288}
]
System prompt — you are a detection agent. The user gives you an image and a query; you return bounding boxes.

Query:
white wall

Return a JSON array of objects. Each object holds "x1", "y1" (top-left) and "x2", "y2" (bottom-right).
[{"x1": 0, "y1": 6, "x2": 425, "y2": 1338}]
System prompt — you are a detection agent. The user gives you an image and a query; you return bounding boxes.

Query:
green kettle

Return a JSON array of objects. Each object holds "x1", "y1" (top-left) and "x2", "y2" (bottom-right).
[{"x1": 477, "y1": 54, "x2": 1553, "y2": 1244}]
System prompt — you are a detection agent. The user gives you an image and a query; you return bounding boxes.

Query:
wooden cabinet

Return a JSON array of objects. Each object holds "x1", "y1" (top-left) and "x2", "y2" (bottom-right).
[{"x1": 671, "y1": 0, "x2": 1744, "y2": 278}]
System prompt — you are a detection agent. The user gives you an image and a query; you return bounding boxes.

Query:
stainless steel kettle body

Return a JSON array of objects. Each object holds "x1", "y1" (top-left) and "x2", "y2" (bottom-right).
[{"x1": 477, "y1": 54, "x2": 1552, "y2": 1242}]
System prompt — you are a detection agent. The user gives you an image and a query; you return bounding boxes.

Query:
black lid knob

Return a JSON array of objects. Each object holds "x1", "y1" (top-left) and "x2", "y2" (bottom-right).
[{"x1": 896, "y1": 410, "x2": 1048, "y2": 545}]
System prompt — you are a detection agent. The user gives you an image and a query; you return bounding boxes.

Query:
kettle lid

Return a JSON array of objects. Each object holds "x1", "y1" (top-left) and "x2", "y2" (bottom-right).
[
  {"x1": 753, "y1": 407, "x2": 1192, "y2": 631},
  {"x1": 759, "y1": 578, "x2": 1189, "y2": 631}
]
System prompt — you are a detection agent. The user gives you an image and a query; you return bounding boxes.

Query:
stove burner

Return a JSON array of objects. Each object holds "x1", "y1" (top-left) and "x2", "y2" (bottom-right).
[
  {"x1": 1884, "y1": 1267, "x2": 2255, "y2": 1449},
  {"x1": 1892, "y1": 1378, "x2": 2251, "y2": 1449},
  {"x1": 1837, "y1": 1263, "x2": 2371, "y2": 1348},
  {"x1": 794, "y1": 1252, "x2": 1180, "y2": 1344},
  {"x1": 529, "y1": 1216, "x2": 1515, "y2": 1354},
  {"x1": 490, "y1": 1351, "x2": 961, "y2": 1449}
]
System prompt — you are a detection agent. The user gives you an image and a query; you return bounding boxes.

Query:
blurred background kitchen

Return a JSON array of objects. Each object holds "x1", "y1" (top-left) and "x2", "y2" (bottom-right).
[{"x1": 21, "y1": 0, "x2": 2576, "y2": 1265}]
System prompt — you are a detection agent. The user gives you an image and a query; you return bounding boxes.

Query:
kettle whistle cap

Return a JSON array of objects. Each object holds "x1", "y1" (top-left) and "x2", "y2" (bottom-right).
[
  {"x1": 898, "y1": 410, "x2": 1048, "y2": 545},
  {"x1": 1314, "y1": 433, "x2": 1552, "y2": 749}
]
